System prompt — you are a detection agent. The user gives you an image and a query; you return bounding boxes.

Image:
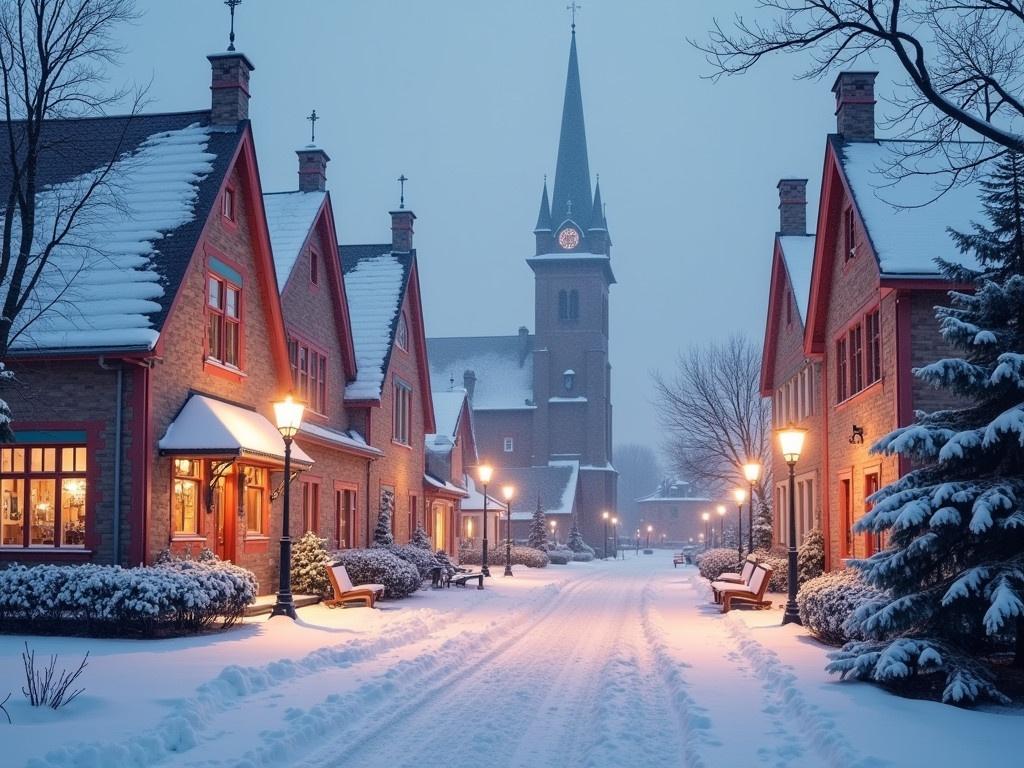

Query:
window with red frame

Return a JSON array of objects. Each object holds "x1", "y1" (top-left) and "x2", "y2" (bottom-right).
[
  {"x1": 288, "y1": 338, "x2": 328, "y2": 414},
  {"x1": 207, "y1": 274, "x2": 241, "y2": 367},
  {"x1": 836, "y1": 336, "x2": 848, "y2": 402},
  {"x1": 849, "y1": 324, "x2": 864, "y2": 395},
  {"x1": 866, "y1": 309, "x2": 881, "y2": 384},
  {"x1": 302, "y1": 480, "x2": 320, "y2": 533},
  {"x1": 310, "y1": 248, "x2": 319, "y2": 286},
  {"x1": 844, "y1": 207, "x2": 856, "y2": 261}
]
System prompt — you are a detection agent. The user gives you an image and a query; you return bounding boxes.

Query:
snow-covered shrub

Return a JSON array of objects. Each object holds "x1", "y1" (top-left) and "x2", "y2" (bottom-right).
[
  {"x1": 459, "y1": 544, "x2": 549, "y2": 568},
  {"x1": 567, "y1": 517, "x2": 595, "y2": 555},
  {"x1": 389, "y1": 543, "x2": 440, "y2": 579},
  {"x1": 333, "y1": 548, "x2": 421, "y2": 599},
  {"x1": 572, "y1": 550, "x2": 595, "y2": 562},
  {"x1": 410, "y1": 524, "x2": 432, "y2": 550},
  {"x1": 547, "y1": 547, "x2": 572, "y2": 564},
  {"x1": 0, "y1": 559, "x2": 257, "y2": 636},
  {"x1": 797, "y1": 528, "x2": 825, "y2": 585},
  {"x1": 798, "y1": 569, "x2": 887, "y2": 646},
  {"x1": 291, "y1": 531, "x2": 331, "y2": 596},
  {"x1": 372, "y1": 489, "x2": 396, "y2": 547},
  {"x1": 434, "y1": 549, "x2": 457, "y2": 581},
  {"x1": 750, "y1": 549, "x2": 788, "y2": 593},
  {"x1": 527, "y1": 499, "x2": 549, "y2": 551},
  {"x1": 696, "y1": 548, "x2": 739, "y2": 581}
]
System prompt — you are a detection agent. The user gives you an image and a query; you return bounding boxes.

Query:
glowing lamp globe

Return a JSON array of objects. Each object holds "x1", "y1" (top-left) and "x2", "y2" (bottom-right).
[
  {"x1": 716, "y1": 505, "x2": 726, "y2": 517},
  {"x1": 778, "y1": 426, "x2": 807, "y2": 464},
  {"x1": 477, "y1": 464, "x2": 493, "y2": 484},
  {"x1": 501, "y1": 484, "x2": 515, "y2": 502},
  {"x1": 273, "y1": 395, "x2": 305, "y2": 439},
  {"x1": 733, "y1": 487, "x2": 747, "y2": 504},
  {"x1": 742, "y1": 462, "x2": 762, "y2": 484},
  {"x1": 702, "y1": 512, "x2": 710, "y2": 522}
]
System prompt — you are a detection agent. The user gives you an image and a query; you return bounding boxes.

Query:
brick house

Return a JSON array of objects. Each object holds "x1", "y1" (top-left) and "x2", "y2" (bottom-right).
[
  {"x1": 635, "y1": 479, "x2": 731, "y2": 548},
  {"x1": 762, "y1": 71, "x2": 983, "y2": 570},
  {"x1": 340, "y1": 211, "x2": 436, "y2": 547},
  {"x1": 424, "y1": 388, "x2": 473, "y2": 555},
  {"x1": 263, "y1": 146, "x2": 382, "y2": 553},
  {"x1": 1, "y1": 52, "x2": 309, "y2": 589}
]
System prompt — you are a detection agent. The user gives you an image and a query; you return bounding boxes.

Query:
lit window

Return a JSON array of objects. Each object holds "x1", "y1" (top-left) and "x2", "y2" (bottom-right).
[
  {"x1": 207, "y1": 274, "x2": 241, "y2": 368},
  {"x1": 1, "y1": 444, "x2": 87, "y2": 549},
  {"x1": 172, "y1": 458, "x2": 200, "y2": 536},
  {"x1": 243, "y1": 466, "x2": 267, "y2": 535},
  {"x1": 503, "y1": 437, "x2": 514, "y2": 453}
]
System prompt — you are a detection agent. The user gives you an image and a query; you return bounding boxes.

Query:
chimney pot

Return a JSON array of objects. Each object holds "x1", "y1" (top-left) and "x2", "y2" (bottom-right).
[
  {"x1": 518, "y1": 326, "x2": 531, "y2": 364},
  {"x1": 390, "y1": 209, "x2": 416, "y2": 252},
  {"x1": 832, "y1": 71, "x2": 877, "y2": 141},
  {"x1": 296, "y1": 147, "x2": 330, "y2": 193},
  {"x1": 208, "y1": 52, "x2": 255, "y2": 125},
  {"x1": 777, "y1": 179, "x2": 808, "y2": 236},
  {"x1": 463, "y1": 369, "x2": 477, "y2": 402}
]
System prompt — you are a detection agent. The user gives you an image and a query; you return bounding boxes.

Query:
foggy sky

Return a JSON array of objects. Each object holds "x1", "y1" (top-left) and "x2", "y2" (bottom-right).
[{"x1": 114, "y1": 1, "x2": 889, "y2": 459}]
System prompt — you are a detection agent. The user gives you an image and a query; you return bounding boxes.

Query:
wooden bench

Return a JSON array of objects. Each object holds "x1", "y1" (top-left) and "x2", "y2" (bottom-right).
[
  {"x1": 712, "y1": 557, "x2": 757, "y2": 599},
  {"x1": 452, "y1": 570, "x2": 484, "y2": 590},
  {"x1": 713, "y1": 564, "x2": 773, "y2": 613},
  {"x1": 672, "y1": 552, "x2": 686, "y2": 568},
  {"x1": 324, "y1": 564, "x2": 385, "y2": 608}
]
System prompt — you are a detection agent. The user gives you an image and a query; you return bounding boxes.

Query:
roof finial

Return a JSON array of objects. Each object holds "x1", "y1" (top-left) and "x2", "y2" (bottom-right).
[
  {"x1": 307, "y1": 109, "x2": 319, "y2": 144},
  {"x1": 566, "y1": 198, "x2": 573, "y2": 216},
  {"x1": 398, "y1": 174, "x2": 408, "y2": 209},
  {"x1": 224, "y1": 0, "x2": 242, "y2": 51},
  {"x1": 567, "y1": 1, "x2": 581, "y2": 33}
]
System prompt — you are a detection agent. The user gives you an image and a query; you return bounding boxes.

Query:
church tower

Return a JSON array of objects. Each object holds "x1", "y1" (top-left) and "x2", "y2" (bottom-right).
[{"x1": 529, "y1": 25, "x2": 617, "y2": 542}]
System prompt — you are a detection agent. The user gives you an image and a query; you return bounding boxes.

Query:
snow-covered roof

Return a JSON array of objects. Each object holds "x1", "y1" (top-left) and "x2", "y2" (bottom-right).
[
  {"x1": 431, "y1": 389, "x2": 468, "y2": 438},
  {"x1": 427, "y1": 335, "x2": 535, "y2": 411},
  {"x1": 778, "y1": 234, "x2": 815, "y2": 323},
  {"x1": 158, "y1": 394, "x2": 313, "y2": 466},
  {"x1": 637, "y1": 478, "x2": 708, "y2": 503},
  {"x1": 461, "y1": 475, "x2": 508, "y2": 513},
  {"x1": 263, "y1": 190, "x2": 326, "y2": 288},
  {"x1": 2, "y1": 116, "x2": 232, "y2": 353},
  {"x1": 340, "y1": 247, "x2": 411, "y2": 400},
  {"x1": 495, "y1": 461, "x2": 579, "y2": 520},
  {"x1": 837, "y1": 140, "x2": 985, "y2": 277},
  {"x1": 298, "y1": 422, "x2": 382, "y2": 456},
  {"x1": 424, "y1": 473, "x2": 469, "y2": 497}
]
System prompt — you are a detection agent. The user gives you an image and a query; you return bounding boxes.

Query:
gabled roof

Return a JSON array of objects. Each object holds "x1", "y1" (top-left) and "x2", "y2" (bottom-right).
[
  {"x1": 637, "y1": 478, "x2": 711, "y2": 503},
  {"x1": 760, "y1": 233, "x2": 816, "y2": 394},
  {"x1": 427, "y1": 334, "x2": 535, "y2": 411},
  {"x1": 1, "y1": 110, "x2": 242, "y2": 354},
  {"x1": 431, "y1": 389, "x2": 470, "y2": 438},
  {"x1": 498, "y1": 461, "x2": 579, "y2": 520}
]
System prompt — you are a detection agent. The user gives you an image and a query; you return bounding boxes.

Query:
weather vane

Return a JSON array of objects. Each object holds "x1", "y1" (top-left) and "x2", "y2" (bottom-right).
[
  {"x1": 398, "y1": 174, "x2": 408, "y2": 209},
  {"x1": 567, "y1": 2, "x2": 581, "y2": 31},
  {"x1": 307, "y1": 109, "x2": 319, "y2": 144},
  {"x1": 225, "y1": 0, "x2": 242, "y2": 52}
]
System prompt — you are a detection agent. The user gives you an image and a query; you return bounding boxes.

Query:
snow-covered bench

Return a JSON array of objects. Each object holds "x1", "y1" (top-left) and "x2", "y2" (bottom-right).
[
  {"x1": 713, "y1": 564, "x2": 773, "y2": 613},
  {"x1": 324, "y1": 564, "x2": 385, "y2": 608},
  {"x1": 673, "y1": 552, "x2": 686, "y2": 567},
  {"x1": 451, "y1": 569, "x2": 484, "y2": 590},
  {"x1": 715, "y1": 557, "x2": 757, "y2": 590}
]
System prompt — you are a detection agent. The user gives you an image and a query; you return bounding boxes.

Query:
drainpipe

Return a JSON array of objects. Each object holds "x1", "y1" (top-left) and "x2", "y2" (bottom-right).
[{"x1": 98, "y1": 358, "x2": 123, "y2": 565}]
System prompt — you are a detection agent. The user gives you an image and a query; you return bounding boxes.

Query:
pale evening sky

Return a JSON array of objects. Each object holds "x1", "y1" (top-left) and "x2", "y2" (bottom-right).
[{"x1": 114, "y1": 0, "x2": 896, "y2": 458}]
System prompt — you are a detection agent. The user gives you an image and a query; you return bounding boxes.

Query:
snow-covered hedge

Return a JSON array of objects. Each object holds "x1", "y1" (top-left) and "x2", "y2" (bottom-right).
[
  {"x1": 798, "y1": 569, "x2": 887, "y2": 646},
  {"x1": 0, "y1": 558, "x2": 257, "y2": 636},
  {"x1": 696, "y1": 548, "x2": 740, "y2": 581},
  {"x1": 292, "y1": 531, "x2": 331, "y2": 596},
  {"x1": 750, "y1": 549, "x2": 788, "y2": 593},
  {"x1": 572, "y1": 550, "x2": 595, "y2": 562},
  {"x1": 798, "y1": 528, "x2": 825, "y2": 585},
  {"x1": 459, "y1": 545, "x2": 549, "y2": 569},
  {"x1": 388, "y1": 543, "x2": 440, "y2": 579},
  {"x1": 547, "y1": 547, "x2": 573, "y2": 565},
  {"x1": 332, "y1": 548, "x2": 421, "y2": 599}
]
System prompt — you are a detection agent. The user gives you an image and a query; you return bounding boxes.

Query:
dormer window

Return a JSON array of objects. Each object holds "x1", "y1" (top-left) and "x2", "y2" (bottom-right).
[
  {"x1": 563, "y1": 369, "x2": 576, "y2": 391},
  {"x1": 396, "y1": 312, "x2": 409, "y2": 351},
  {"x1": 221, "y1": 187, "x2": 236, "y2": 221}
]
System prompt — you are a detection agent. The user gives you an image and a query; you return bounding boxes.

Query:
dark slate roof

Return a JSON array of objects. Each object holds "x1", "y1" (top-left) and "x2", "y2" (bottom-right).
[
  {"x1": 339, "y1": 243, "x2": 415, "y2": 400},
  {"x1": 499, "y1": 462, "x2": 580, "y2": 519},
  {"x1": 1, "y1": 110, "x2": 242, "y2": 354},
  {"x1": 427, "y1": 333, "x2": 535, "y2": 410},
  {"x1": 550, "y1": 31, "x2": 593, "y2": 229}
]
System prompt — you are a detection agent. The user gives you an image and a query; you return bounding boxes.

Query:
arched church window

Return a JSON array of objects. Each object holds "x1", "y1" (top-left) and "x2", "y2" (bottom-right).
[
  {"x1": 558, "y1": 290, "x2": 568, "y2": 320},
  {"x1": 569, "y1": 290, "x2": 579, "y2": 320}
]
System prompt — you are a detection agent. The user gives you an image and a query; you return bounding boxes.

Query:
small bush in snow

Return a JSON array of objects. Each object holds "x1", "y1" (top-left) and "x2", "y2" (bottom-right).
[
  {"x1": 460, "y1": 544, "x2": 549, "y2": 569},
  {"x1": 798, "y1": 569, "x2": 887, "y2": 646},
  {"x1": 572, "y1": 550, "x2": 595, "y2": 562},
  {"x1": 750, "y1": 549, "x2": 788, "y2": 593},
  {"x1": 332, "y1": 548, "x2": 421, "y2": 599},
  {"x1": 410, "y1": 524, "x2": 432, "y2": 550},
  {"x1": 291, "y1": 531, "x2": 331, "y2": 596},
  {"x1": 696, "y1": 548, "x2": 740, "y2": 581},
  {"x1": 547, "y1": 548, "x2": 572, "y2": 565},
  {"x1": 22, "y1": 642, "x2": 88, "y2": 709},
  {"x1": 389, "y1": 543, "x2": 440, "y2": 579},
  {"x1": 798, "y1": 528, "x2": 825, "y2": 585},
  {"x1": 434, "y1": 549, "x2": 457, "y2": 581},
  {"x1": 567, "y1": 517, "x2": 595, "y2": 555}
]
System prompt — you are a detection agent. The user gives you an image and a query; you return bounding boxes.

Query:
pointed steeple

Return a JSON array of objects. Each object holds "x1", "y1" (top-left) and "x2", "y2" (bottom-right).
[
  {"x1": 550, "y1": 29, "x2": 592, "y2": 229},
  {"x1": 589, "y1": 176, "x2": 605, "y2": 231},
  {"x1": 535, "y1": 177, "x2": 553, "y2": 232}
]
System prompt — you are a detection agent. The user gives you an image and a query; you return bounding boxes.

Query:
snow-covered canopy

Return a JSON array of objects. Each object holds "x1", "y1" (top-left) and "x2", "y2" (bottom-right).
[
  {"x1": 263, "y1": 190, "x2": 327, "y2": 289},
  {"x1": 778, "y1": 234, "x2": 815, "y2": 323},
  {"x1": 298, "y1": 422, "x2": 381, "y2": 457},
  {"x1": 158, "y1": 394, "x2": 313, "y2": 466},
  {"x1": 2, "y1": 122, "x2": 218, "y2": 352},
  {"x1": 838, "y1": 141, "x2": 985, "y2": 276}
]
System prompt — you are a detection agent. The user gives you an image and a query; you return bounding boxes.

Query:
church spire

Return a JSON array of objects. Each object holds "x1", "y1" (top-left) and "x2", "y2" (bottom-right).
[
  {"x1": 550, "y1": 28, "x2": 592, "y2": 229},
  {"x1": 535, "y1": 177, "x2": 553, "y2": 232},
  {"x1": 590, "y1": 176, "x2": 605, "y2": 230}
]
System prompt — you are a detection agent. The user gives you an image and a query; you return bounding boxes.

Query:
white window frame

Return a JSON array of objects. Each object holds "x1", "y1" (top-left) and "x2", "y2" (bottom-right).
[
  {"x1": 393, "y1": 378, "x2": 412, "y2": 445},
  {"x1": 503, "y1": 437, "x2": 514, "y2": 453}
]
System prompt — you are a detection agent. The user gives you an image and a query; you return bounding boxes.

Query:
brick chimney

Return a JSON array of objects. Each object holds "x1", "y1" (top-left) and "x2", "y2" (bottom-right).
[
  {"x1": 832, "y1": 71, "x2": 877, "y2": 141},
  {"x1": 518, "y1": 325, "x2": 531, "y2": 365},
  {"x1": 391, "y1": 209, "x2": 416, "y2": 252},
  {"x1": 777, "y1": 179, "x2": 808, "y2": 235},
  {"x1": 208, "y1": 52, "x2": 255, "y2": 125},
  {"x1": 296, "y1": 147, "x2": 330, "y2": 193},
  {"x1": 463, "y1": 369, "x2": 477, "y2": 402}
]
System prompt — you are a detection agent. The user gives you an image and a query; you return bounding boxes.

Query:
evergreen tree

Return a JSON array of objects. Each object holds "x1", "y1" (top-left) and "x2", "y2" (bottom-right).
[
  {"x1": 797, "y1": 528, "x2": 825, "y2": 585},
  {"x1": 829, "y1": 153, "x2": 1024, "y2": 705},
  {"x1": 291, "y1": 531, "x2": 331, "y2": 596},
  {"x1": 373, "y1": 489, "x2": 395, "y2": 547},
  {"x1": 567, "y1": 516, "x2": 592, "y2": 554},
  {"x1": 752, "y1": 495, "x2": 775, "y2": 551},
  {"x1": 527, "y1": 497, "x2": 548, "y2": 551},
  {"x1": 720, "y1": 521, "x2": 739, "y2": 550},
  {"x1": 411, "y1": 523, "x2": 431, "y2": 550}
]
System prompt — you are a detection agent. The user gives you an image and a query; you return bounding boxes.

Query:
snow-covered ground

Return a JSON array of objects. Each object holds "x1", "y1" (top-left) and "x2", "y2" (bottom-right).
[{"x1": 3, "y1": 550, "x2": 1020, "y2": 767}]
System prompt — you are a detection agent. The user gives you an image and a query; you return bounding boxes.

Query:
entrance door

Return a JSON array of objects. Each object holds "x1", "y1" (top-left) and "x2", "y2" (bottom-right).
[
  {"x1": 433, "y1": 501, "x2": 446, "y2": 552},
  {"x1": 335, "y1": 486, "x2": 355, "y2": 549},
  {"x1": 211, "y1": 466, "x2": 234, "y2": 562}
]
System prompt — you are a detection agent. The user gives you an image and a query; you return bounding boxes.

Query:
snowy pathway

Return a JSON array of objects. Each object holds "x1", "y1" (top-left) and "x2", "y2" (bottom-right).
[{"x1": 6, "y1": 551, "x2": 1022, "y2": 768}]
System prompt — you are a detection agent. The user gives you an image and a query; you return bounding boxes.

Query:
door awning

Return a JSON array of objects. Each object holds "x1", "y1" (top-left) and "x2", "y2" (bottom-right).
[{"x1": 158, "y1": 394, "x2": 314, "y2": 467}]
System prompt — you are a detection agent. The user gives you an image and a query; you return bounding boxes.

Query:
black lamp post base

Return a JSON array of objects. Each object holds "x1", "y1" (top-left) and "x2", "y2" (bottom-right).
[
  {"x1": 503, "y1": 564, "x2": 513, "y2": 577},
  {"x1": 781, "y1": 604, "x2": 802, "y2": 626},
  {"x1": 481, "y1": 565, "x2": 491, "y2": 577},
  {"x1": 270, "y1": 596, "x2": 297, "y2": 620}
]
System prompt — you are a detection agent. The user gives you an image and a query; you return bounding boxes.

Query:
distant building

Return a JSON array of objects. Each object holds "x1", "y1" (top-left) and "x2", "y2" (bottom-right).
[
  {"x1": 635, "y1": 480, "x2": 730, "y2": 547},
  {"x1": 427, "y1": 27, "x2": 617, "y2": 546}
]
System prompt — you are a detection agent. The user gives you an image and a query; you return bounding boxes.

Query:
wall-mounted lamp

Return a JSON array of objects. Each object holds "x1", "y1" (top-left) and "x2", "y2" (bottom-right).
[{"x1": 850, "y1": 424, "x2": 865, "y2": 444}]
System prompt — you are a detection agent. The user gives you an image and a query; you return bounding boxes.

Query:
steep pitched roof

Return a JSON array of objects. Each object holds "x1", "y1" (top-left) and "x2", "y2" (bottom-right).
[
  {"x1": 550, "y1": 31, "x2": 592, "y2": 229},
  {"x1": 778, "y1": 235, "x2": 815, "y2": 323},
  {"x1": 760, "y1": 233, "x2": 816, "y2": 394},
  {"x1": 427, "y1": 334, "x2": 535, "y2": 411},
  {"x1": 263, "y1": 190, "x2": 327, "y2": 286},
  {"x1": 498, "y1": 461, "x2": 579, "y2": 520},
  {"x1": 1, "y1": 110, "x2": 241, "y2": 354}
]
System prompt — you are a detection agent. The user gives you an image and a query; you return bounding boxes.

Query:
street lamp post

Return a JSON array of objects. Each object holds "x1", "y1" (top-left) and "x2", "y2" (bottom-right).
[
  {"x1": 502, "y1": 484, "x2": 515, "y2": 577},
  {"x1": 716, "y1": 504, "x2": 726, "y2": 548},
  {"x1": 602, "y1": 511, "x2": 610, "y2": 559},
  {"x1": 478, "y1": 464, "x2": 493, "y2": 577},
  {"x1": 743, "y1": 462, "x2": 762, "y2": 554},
  {"x1": 702, "y1": 511, "x2": 710, "y2": 550},
  {"x1": 733, "y1": 487, "x2": 747, "y2": 562},
  {"x1": 271, "y1": 395, "x2": 305, "y2": 620},
  {"x1": 635, "y1": 528, "x2": 640, "y2": 555},
  {"x1": 550, "y1": 519, "x2": 557, "y2": 547},
  {"x1": 646, "y1": 524, "x2": 652, "y2": 549},
  {"x1": 778, "y1": 426, "x2": 807, "y2": 626},
  {"x1": 612, "y1": 516, "x2": 618, "y2": 559}
]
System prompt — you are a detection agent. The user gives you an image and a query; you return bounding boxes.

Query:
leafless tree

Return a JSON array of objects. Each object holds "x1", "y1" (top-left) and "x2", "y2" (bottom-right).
[
  {"x1": 694, "y1": 1, "x2": 1024, "y2": 184},
  {"x1": 652, "y1": 335, "x2": 772, "y2": 510},
  {"x1": 0, "y1": 0, "x2": 139, "y2": 439},
  {"x1": 613, "y1": 443, "x2": 662, "y2": 529}
]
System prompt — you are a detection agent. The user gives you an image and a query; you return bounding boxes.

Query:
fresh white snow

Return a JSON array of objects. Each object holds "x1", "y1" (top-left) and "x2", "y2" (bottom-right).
[
  {"x1": 1, "y1": 124, "x2": 216, "y2": 352},
  {"x1": 343, "y1": 254, "x2": 406, "y2": 401},
  {"x1": 777, "y1": 234, "x2": 815, "y2": 323},
  {"x1": 4, "y1": 551, "x2": 1020, "y2": 768},
  {"x1": 262, "y1": 190, "x2": 327, "y2": 289}
]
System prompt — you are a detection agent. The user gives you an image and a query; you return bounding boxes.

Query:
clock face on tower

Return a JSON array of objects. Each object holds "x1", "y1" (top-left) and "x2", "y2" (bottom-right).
[{"x1": 557, "y1": 227, "x2": 580, "y2": 250}]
